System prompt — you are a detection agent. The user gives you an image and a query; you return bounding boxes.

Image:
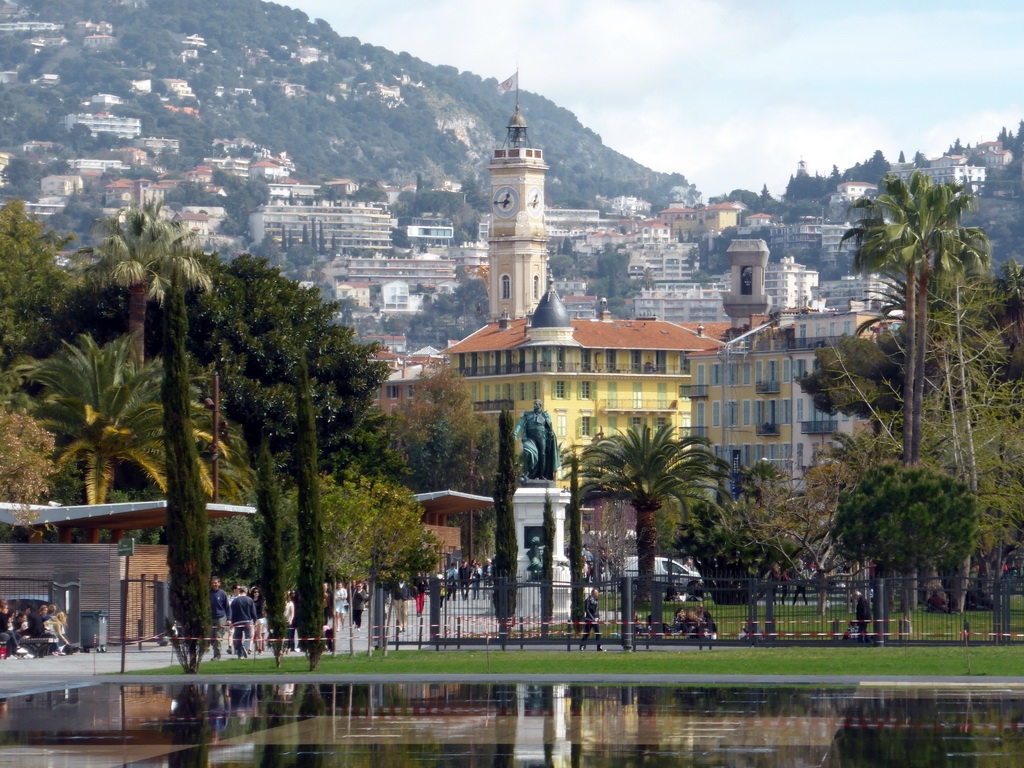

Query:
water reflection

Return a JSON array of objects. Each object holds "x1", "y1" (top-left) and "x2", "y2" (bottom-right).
[{"x1": 0, "y1": 682, "x2": 1022, "y2": 766}]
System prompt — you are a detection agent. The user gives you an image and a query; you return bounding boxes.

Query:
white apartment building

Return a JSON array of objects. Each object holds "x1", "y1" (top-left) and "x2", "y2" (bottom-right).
[
  {"x1": 627, "y1": 242, "x2": 699, "y2": 283},
  {"x1": 249, "y1": 201, "x2": 393, "y2": 251},
  {"x1": 62, "y1": 113, "x2": 141, "y2": 139},
  {"x1": 380, "y1": 280, "x2": 424, "y2": 313},
  {"x1": 891, "y1": 155, "x2": 987, "y2": 190},
  {"x1": 764, "y1": 256, "x2": 819, "y2": 310},
  {"x1": 632, "y1": 283, "x2": 729, "y2": 324},
  {"x1": 68, "y1": 158, "x2": 125, "y2": 173},
  {"x1": 339, "y1": 253, "x2": 456, "y2": 287},
  {"x1": 544, "y1": 208, "x2": 602, "y2": 238},
  {"x1": 814, "y1": 274, "x2": 888, "y2": 310},
  {"x1": 40, "y1": 175, "x2": 82, "y2": 196},
  {"x1": 135, "y1": 137, "x2": 179, "y2": 153}
]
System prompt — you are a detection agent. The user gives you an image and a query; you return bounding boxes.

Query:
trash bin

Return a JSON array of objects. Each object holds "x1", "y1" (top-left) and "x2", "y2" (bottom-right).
[{"x1": 80, "y1": 610, "x2": 108, "y2": 652}]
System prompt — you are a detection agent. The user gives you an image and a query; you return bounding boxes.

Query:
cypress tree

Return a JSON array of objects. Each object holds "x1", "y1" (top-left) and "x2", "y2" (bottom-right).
[
  {"x1": 301, "y1": 223, "x2": 308, "y2": 245},
  {"x1": 295, "y1": 355, "x2": 325, "y2": 670},
  {"x1": 541, "y1": 492, "x2": 554, "y2": 635},
  {"x1": 318, "y1": 222, "x2": 326, "y2": 254},
  {"x1": 568, "y1": 453, "x2": 584, "y2": 629},
  {"x1": 162, "y1": 271, "x2": 211, "y2": 674},
  {"x1": 493, "y1": 410, "x2": 518, "y2": 623},
  {"x1": 256, "y1": 438, "x2": 287, "y2": 667}
]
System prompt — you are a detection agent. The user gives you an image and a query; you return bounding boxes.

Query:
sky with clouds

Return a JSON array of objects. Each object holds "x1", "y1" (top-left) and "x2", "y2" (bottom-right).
[{"x1": 289, "y1": 0, "x2": 1024, "y2": 198}]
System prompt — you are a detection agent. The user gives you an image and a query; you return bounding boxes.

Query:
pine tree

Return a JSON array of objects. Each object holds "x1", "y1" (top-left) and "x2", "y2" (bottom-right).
[
  {"x1": 162, "y1": 272, "x2": 211, "y2": 674},
  {"x1": 295, "y1": 355, "x2": 325, "y2": 670},
  {"x1": 493, "y1": 410, "x2": 518, "y2": 624},
  {"x1": 898, "y1": 150, "x2": 906, "y2": 164},
  {"x1": 256, "y1": 439, "x2": 287, "y2": 667},
  {"x1": 568, "y1": 453, "x2": 584, "y2": 629}
]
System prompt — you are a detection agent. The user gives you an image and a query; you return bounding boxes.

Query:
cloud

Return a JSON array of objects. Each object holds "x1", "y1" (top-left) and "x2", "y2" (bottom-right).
[{"x1": 294, "y1": 0, "x2": 1024, "y2": 196}]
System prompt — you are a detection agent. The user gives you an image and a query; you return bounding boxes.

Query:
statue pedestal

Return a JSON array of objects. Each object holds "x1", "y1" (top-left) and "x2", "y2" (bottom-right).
[{"x1": 513, "y1": 484, "x2": 571, "y2": 624}]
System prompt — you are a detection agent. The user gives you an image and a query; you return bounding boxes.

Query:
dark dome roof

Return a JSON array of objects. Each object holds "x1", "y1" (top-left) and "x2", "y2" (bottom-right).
[{"x1": 530, "y1": 286, "x2": 571, "y2": 328}]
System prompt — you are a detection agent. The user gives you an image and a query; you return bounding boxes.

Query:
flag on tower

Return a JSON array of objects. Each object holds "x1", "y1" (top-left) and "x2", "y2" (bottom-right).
[{"x1": 496, "y1": 72, "x2": 518, "y2": 96}]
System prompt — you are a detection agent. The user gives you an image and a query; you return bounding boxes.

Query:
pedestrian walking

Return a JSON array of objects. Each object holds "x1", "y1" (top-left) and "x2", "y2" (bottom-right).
[
  {"x1": 580, "y1": 588, "x2": 603, "y2": 651},
  {"x1": 209, "y1": 576, "x2": 229, "y2": 660},
  {"x1": 230, "y1": 585, "x2": 257, "y2": 658}
]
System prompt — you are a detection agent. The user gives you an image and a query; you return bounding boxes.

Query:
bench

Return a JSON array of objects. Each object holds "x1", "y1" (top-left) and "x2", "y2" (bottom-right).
[{"x1": 18, "y1": 637, "x2": 59, "y2": 657}]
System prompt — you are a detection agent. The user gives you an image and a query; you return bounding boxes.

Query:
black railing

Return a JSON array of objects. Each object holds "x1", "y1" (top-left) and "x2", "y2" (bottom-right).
[
  {"x1": 756, "y1": 422, "x2": 781, "y2": 436},
  {"x1": 474, "y1": 399, "x2": 515, "y2": 412},
  {"x1": 375, "y1": 573, "x2": 1023, "y2": 651},
  {"x1": 755, "y1": 380, "x2": 781, "y2": 394},
  {"x1": 688, "y1": 426, "x2": 708, "y2": 438},
  {"x1": 457, "y1": 363, "x2": 685, "y2": 378},
  {"x1": 680, "y1": 384, "x2": 708, "y2": 398},
  {"x1": 800, "y1": 420, "x2": 838, "y2": 434}
]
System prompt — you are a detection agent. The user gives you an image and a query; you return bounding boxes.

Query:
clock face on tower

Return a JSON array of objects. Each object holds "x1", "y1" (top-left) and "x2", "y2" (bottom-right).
[
  {"x1": 492, "y1": 185, "x2": 519, "y2": 218},
  {"x1": 526, "y1": 186, "x2": 544, "y2": 219}
]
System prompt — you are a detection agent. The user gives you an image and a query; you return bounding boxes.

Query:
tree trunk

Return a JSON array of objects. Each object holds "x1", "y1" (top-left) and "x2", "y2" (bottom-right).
[
  {"x1": 911, "y1": 261, "x2": 930, "y2": 465},
  {"x1": 902, "y1": 269, "x2": 917, "y2": 466},
  {"x1": 128, "y1": 281, "x2": 147, "y2": 363},
  {"x1": 635, "y1": 502, "x2": 659, "y2": 603}
]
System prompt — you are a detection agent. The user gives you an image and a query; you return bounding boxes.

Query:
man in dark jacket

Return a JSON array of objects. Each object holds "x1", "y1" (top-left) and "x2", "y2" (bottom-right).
[
  {"x1": 209, "y1": 576, "x2": 229, "y2": 660},
  {"x1": 230, "y1": 585, "x2": 258, "y2": 658},
  {"x1": 854, "y1": 590, "x2": 871, "y2": 644},
  {"x1": 580, "y1": 588, "x2": 603, "y2": 651}
]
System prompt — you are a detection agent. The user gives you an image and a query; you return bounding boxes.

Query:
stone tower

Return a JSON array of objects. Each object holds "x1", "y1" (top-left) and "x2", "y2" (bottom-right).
[
  {"x1": 722, "y1": 239, "x2": 770, "y2": 328},
  {"x1": 488, "y1": 106, "x2": 549, "y2": 320}
]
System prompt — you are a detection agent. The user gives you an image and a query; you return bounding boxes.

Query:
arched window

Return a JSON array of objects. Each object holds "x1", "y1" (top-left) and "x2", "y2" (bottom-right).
[
  {"x1": 533, "y1": 275, "x2": 540, "y2": 299},
  {"x1": 501, "y1": 274, "x2": 511, "y2": 300}
]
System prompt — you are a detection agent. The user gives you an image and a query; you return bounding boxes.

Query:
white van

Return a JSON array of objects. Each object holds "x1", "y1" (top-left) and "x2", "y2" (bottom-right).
[{"x1": 623, "y1": 556, "x2": 700, "y2": 580}]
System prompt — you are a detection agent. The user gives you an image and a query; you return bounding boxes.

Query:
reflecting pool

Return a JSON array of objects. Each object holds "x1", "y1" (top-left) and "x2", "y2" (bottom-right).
[{"x1": 0, "y1": 682, "x2": 1022, "y2": 766}]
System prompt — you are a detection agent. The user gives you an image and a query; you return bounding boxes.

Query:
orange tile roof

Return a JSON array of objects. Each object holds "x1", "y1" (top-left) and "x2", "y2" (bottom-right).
[{"x1": 446, "y1": 318, "x2": 727, "y2": 355}]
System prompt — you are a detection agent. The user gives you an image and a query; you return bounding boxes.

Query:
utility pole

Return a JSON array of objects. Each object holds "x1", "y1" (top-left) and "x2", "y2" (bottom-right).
[{"x1": 467, "y1": 437, "x2": 475, "y2": 564}]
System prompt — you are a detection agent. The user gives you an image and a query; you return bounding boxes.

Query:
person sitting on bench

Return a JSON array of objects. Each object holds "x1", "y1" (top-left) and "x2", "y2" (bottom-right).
[{"x1": 22, "y1": 605, "x2": 57, "y2": 656}]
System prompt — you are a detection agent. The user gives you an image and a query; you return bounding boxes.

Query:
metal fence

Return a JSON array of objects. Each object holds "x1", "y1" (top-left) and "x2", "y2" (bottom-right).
[{"x1": 378, "y1": 573, "x2": 1024, "y2": 651}]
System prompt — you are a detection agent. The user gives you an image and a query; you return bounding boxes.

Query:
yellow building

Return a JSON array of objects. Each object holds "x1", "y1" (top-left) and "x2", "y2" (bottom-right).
[
  {"x1": 687, "y1": 309, "x2": 877, "y2": 478},
  {"x1": 659, "y1": 201, "x2": 745, "y2": 240},
  {"x1": 447, "y1": 292, "x2": 726, "y2": 451}
]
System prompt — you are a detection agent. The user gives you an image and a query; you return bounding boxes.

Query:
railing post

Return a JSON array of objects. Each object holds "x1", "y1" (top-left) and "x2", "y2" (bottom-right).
[
  {"x1": 650, "y1": 579, "x2": 663, "y2": 639},
  {"x1": 497, "y1": 576, "x2": 509, "y2": 651},
  {"x1": 747, "y1": 577, "x2": 759, "y2": 644},
  {"x1": 873, "y1": 577, "x2": 886, "y2": 647},
  {"x1": 621, "y1": 576, "x2": 633, "y2": 651},
  {"x1": 765, "y1": 579, "x2": 776, "y2": 643},
  {"x1": 429, "y1": 577, "x2": 441, "y2": 650}
]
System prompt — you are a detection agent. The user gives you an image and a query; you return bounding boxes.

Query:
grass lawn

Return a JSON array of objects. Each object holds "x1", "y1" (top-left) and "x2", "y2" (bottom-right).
[{"x1": 134, "y1": 645, "x2": 1024, "y2": 678}]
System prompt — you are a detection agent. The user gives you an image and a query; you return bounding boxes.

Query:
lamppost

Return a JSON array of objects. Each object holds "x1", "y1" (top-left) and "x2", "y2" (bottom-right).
[{"x1": 204, "y1": 372, "x2": 221, "y2": 502}]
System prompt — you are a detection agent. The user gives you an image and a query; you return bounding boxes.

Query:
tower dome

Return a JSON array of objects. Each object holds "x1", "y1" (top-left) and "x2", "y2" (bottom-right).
[{"x1": 530, "y1": 280, "x2": 571, "y2": 328}]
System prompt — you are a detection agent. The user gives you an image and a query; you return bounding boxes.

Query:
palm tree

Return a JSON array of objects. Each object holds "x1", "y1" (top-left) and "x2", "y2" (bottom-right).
[
  {"x1": 25, "y1": 334, "x2": 165, "y2": 504},
  {"x1": 24, "y1": 334, "x2": 250, "y2": 504},
  {"x1": 82, "y1": 203, "x2": 211, "y2": 363},
  {"x1": 580, "y1": 425, "x2": 727, "y2": 598},
  {"x1": 842, "y1": 172, "x2": 989, "y2": 465}
]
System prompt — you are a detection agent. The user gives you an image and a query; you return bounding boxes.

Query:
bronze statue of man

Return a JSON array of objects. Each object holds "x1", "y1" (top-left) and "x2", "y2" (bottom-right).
[{"x1": 514, "y1": 399, "x2": 559, "y2": 481}]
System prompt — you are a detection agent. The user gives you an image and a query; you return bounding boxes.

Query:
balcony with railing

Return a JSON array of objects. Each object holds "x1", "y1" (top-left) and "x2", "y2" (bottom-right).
[
  {"x1": 755, "y1": 379, "x2": 780, "y2": 394},
  {"x1": 687, "y1": 425, "x2": 708, "y2": 438},
  {"x1": 755, "y1": 422, "x2": 781, "y2": 436},
  {"x1": 598, "y1": 399, "x2": 678, "y2": 413},
  {"x1": 679, "y1": 384, "x2": 708, "y2": 398},
  {"x1": 456, "y1": 363, "x2": 686, "y2": 378},
  {"x1": 800, "y1": 419, "x2": 838, "y2": 434},
  {"x1": 473, "y1": 399, "x2": 515, "y2": 413}
]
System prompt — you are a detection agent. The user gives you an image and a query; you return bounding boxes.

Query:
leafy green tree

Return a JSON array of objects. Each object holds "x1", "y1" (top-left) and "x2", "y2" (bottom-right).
[
  {"x1": 162, "y1": 273, "x2": 211, "y2": 674},
  {"x1": 186, "y1": 255, "x2": 400, "y2": 481},
  {"x1": 835, "y1": 463, "x2": 978, "y2": 574},
  {"x1": 581, "y1": 425, "x2": 727, "y2": 600},
  {"x1": 0, "y1": 406, "x2": 55, "y2": 519},
  {"x1": 255, "y1": 439, "x2": 287, "y2": 665},
  {"x1": 294, "y1": 355, "x2": 325, "y2": 671},
  {"x1": 0, "y1": 201, "x2": 71, "y2": 368},
  {"x1": 321, "y1": 473, "x2": 440, "y2": 656},
  {"x1": 82, "y1": 203, "x2": 211, "y2": 363},
  {"x1": 843, "y1": 172, "x2": 989, "y2": 465},
  {"x1": 390, "y1": 368, "x2": 496, "y2": 493}
]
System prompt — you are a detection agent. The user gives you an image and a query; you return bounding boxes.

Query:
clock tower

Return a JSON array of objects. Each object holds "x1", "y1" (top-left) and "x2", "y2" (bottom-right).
[{"x1": 488, "y1": 106, "x2": 549, "y2": 320}]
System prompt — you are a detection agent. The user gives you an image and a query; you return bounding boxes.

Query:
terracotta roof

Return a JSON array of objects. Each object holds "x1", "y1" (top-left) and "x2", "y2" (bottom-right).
[{"x1": 446, "y1": 318, "x2": 727, "y2": 355}]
